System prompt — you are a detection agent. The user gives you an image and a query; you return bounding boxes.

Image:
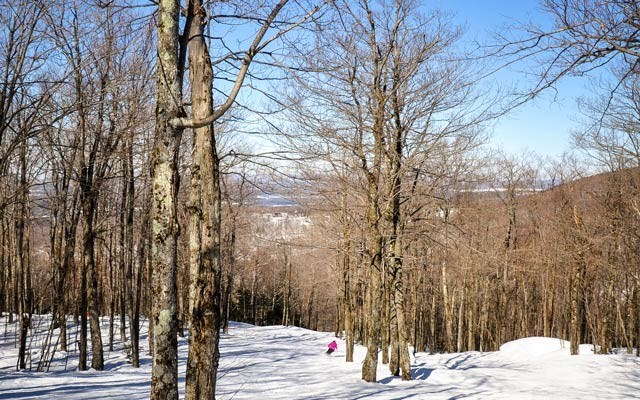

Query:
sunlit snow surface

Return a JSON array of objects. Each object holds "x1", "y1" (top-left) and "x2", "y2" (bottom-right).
[{"x1": 1, "y1": 315, "x2": 639, "y2": 399}]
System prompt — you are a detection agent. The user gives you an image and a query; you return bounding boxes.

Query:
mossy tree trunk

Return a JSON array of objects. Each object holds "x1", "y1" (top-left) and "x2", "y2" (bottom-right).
[{"x1": 150, "y1": 0, "x2": 183, "y2": 398}]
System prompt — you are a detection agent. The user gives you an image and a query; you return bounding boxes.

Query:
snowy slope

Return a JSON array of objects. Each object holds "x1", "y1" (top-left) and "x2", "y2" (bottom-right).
[{"x1": 1, "y1": 315, "x2": 639, "y2": 399}]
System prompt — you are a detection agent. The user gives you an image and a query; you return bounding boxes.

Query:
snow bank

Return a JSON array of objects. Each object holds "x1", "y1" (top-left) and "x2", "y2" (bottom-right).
[
  {"x1": 499, "y1": 337, "x2": 570, "y2": 361},
  {"x1": 499, "y1": 337, "x2": 599, "y2": 361}
]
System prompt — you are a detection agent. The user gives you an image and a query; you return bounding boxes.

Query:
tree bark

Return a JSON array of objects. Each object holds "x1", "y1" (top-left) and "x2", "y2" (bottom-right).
[
  {"x1": 125, "y1": 129, "x2": 140, "y2": 367},
  {"x1": 282, "y1": 252, "x2": 292, "y2": 326},
  {"x1": 16, "y1": 141, "x2": 31, "y2": 371},
  {"x1": 361, "y1": 3, "x2": 385, "y2": 379},
  {"x1": 570, "y1": 206, "x2": 587, "y2": 355},
  {"x1": 79, "y1": 250, "x2": 88, "y2": 371},
  {"x1": 84, "y1": 203, "x2": 104, "y2": 370},
  {"x1": 185, "y1": 1, "x2": 222, "y2": 398},
  {"x1": 221, "y1": 227, "x2": 236, "y2": 334},
  {"x1": 442, "y1": 209, "x2": 454, "y2": 353},
  {"x1": 150, "y1": 0, "x2": 183, "y2": 398},
  {"x1": 361, "y1": 183, "x2": 383, "y2": 382},
  {"x1": 381, "y1": 264, "x2": 390, "y2": 365},
  {"x1": 340, "y1": 192, "x2": 355, "y2": 362}
]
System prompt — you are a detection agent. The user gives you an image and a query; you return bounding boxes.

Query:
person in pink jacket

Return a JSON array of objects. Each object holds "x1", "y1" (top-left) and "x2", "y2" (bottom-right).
[{"x1": 327, "y1": 340, "x2": 338, "y2": 354}]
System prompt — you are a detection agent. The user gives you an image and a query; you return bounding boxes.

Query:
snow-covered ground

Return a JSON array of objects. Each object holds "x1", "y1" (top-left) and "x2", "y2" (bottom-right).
[{"x1": 1, "y1": 315, "x2": 639, "y2": 399}]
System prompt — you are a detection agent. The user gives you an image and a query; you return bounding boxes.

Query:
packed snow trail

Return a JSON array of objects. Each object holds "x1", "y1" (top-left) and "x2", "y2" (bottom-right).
[{"x1": 1, "y1": 316, "x2": 640, "y2": 399}]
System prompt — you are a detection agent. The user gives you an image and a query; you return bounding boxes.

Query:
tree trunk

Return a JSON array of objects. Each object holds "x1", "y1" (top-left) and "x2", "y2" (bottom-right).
[
  {"x1": 467, "y1": 281, "x2": 476, "y2": 351},
  {"x1": 457, "y1": 289, "x2": 465, "y2": 352},
  {"x1": 126, "y1": 131, "x2": 140, "y2": 368},
  {"x1": 0, "y1": 208, "x2": 5, "y2": 319},
  {"x1": 394, "y1": 270, "x2": 411, "y2": 380},
  {"x1": 282, "y1": 252, "x2": 291, "y2": 326},
  {"x1": 79, "y1": 247, "x2": 88, "y2": 371},
  {"x1": 381, "y1": 264, "x2": 390, "y2": 365},
  {"x1": 251, "y1": 265, "x2": 258, "y2": 325},
  {"x1": 109, "y1": 230, "x2": 115, "y2": 352},
  {"x1": 59, "y1": 195, "x2": 79, "y2": 353},
  {"x1": 389, "y1": 275, "x2": 400, "y2": 376},
  {"x1": 120, "y1": 168, "x2": 129, "y2": 345},
  {"x1": 340, "y1": 195, "x2": 354, "y2": 362},
  {"x1": 441, "y1": 209, "x2": 455, "y2": 353},
  {"x1": 442, "y1": 259, "x2": 454, "y2": 352},
  {"x1": 221, "y1": 228, "x2": 235, "y2": 334},
  {"x1": 84, "y1": 205, "x2": 104, "y2": 370},
  {"x1": 129, "y1": 196, "x2": 146, "y2": 368},
  {"x1": 362, "y1": 193, "x2": 382, "y2": 382},
  {"x1": 386, "y1": 224, "x2": 410, "y2": 379},
  {"x1": 570, "y1": 206, "x2": 587, "y2": 355},
  {"x1": 16, "y1": 141, "x2": 31, "y2": 370},
  {"x1": 185, "y1": 1, "x2": 222, "y2": 398},
  {"x1": 150, "y1": 0, "x2": 182, "y2": 398},
  {"x1": 307, "y1": 285, "x2": 316, "y2": 329}
]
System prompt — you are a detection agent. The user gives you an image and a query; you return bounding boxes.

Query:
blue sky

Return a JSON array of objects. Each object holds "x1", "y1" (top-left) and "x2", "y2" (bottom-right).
[
  {"x1": 229, "y1": 0, "x2": 595, "y2": 159},
  {"x1": 440, "y1": 0, "x2": 592, "y2": 158}
]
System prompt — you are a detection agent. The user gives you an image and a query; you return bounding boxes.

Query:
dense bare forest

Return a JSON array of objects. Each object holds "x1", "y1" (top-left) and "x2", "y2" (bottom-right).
[{"x1": 1, "y1": 0, "x2": 640, "y2": 398}]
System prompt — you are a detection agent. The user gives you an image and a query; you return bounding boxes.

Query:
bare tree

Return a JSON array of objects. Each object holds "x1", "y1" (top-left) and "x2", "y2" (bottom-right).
[
  {"x1": 574, "y1": 75, "x2": 640, "y2": 170},
  {"x1": 494, "y1": 0, "x2": 640, "y2": 112},
  {"x1": 0, "y1": 0, "x2": 59, "y2": 371},
  {"x1": 151, "y1": 0, "x2": 322, "y2": 397},
  {"x1": 279, "y1": 0, "x2": 491, "y2": 381},
  {"x1": 150, "y1": 0, "x2": 184, "y2": 397}
]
